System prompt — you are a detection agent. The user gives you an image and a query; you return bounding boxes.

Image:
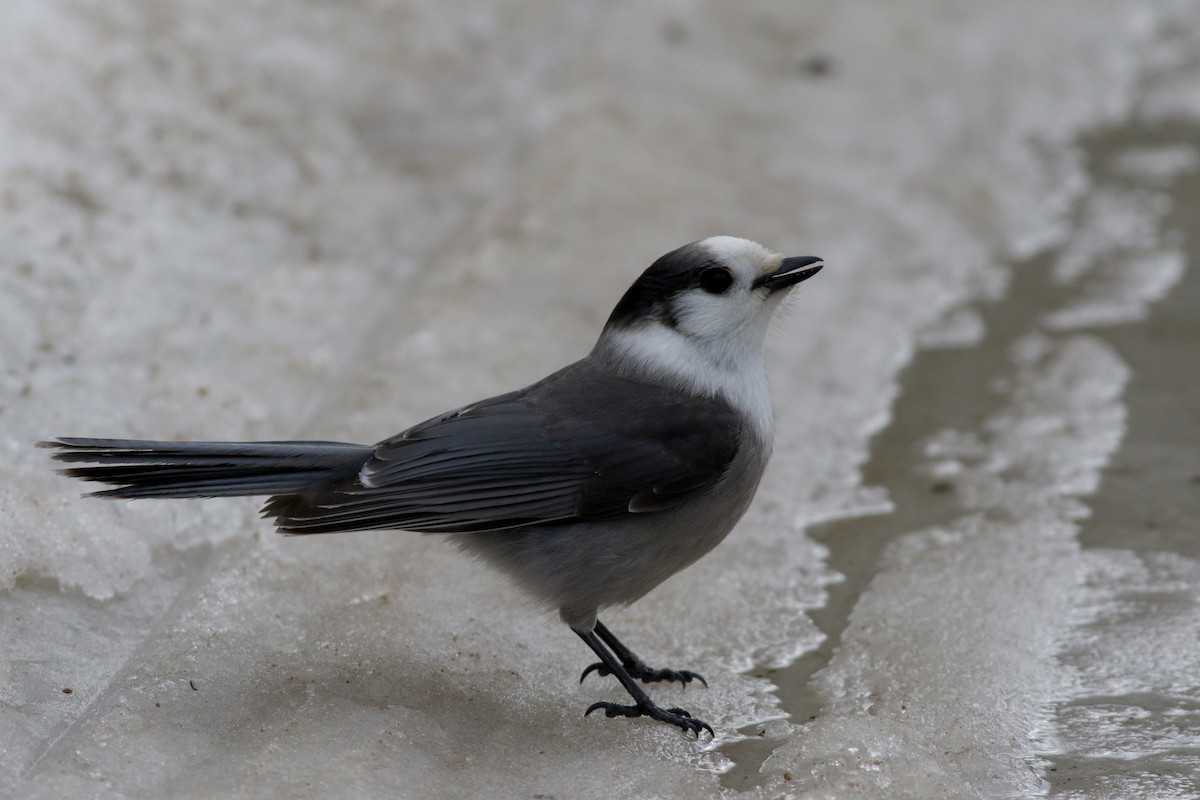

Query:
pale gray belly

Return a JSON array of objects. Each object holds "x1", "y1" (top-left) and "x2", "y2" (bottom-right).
[{"x1": 455, "y1": 437, "x2": 770, "y2": 630}]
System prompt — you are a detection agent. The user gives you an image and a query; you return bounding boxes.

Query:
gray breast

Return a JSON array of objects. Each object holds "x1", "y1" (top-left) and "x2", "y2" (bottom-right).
[{"x1": 457, "y1": 424, "x2": 771, "y2": 630}]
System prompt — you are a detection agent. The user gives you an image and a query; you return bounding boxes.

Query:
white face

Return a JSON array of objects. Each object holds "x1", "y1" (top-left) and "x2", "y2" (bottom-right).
[
  {"x1": 666, "y1": 236, "x2": 788, "y2": 348},
  {"x1": 594, "y1": 237, "x2": 821, "y2": 431}
]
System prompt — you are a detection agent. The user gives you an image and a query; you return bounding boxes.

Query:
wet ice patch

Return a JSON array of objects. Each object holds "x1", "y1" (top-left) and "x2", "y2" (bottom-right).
[
  {"x1": 1112, "y1": 145, "x2": 1200, "y2": 184},
  {"x1": 1039, "y1": 550, "x2": 1200, "y2": 798},
  {"x1": 916, "y1": 306, "x2": 988, "y2": 349},
  {"x1": 1043, "y1": 141, "x2": 1191, "y2": 331},
  {"x1": 924, "y1": 334, "x2": 1128, "y2": 510},
  {"x1": 762, "y1": 716, "x2": 975, "y2": 800},
  {"x1": 1044, "y1": 249, "x2": 1185, "y2": 330},
  {"x1": 765, "y1": 335, "x2": 1130, "y2": 798}
]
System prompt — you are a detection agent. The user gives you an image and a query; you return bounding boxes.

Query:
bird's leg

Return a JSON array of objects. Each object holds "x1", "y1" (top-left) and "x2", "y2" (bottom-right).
[
  {"x1": 575, "y1": 626, "x2": 713, "y2": 739},
  {"x1": 579, "y1": 620, "x2": 707, "y2": 687}
]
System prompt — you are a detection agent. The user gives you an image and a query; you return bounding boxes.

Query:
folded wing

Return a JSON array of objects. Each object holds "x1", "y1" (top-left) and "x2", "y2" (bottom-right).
[{"x1": 268, "y1": 366, "x2": 740, "y2": 534}]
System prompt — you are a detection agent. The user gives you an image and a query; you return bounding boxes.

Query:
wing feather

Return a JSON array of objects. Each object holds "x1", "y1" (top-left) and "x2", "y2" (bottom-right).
[{"x1": 270, "y1": 363, "x2": 741, "y2": 534}]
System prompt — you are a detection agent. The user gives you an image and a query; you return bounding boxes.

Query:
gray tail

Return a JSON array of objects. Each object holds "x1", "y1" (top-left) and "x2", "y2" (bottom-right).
[{"x1": 39, "y1": 437, "x2": 373, "y2": 499}]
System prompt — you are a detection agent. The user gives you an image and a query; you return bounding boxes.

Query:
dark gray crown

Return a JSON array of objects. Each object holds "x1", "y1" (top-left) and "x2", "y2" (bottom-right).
[{"x1": 604, "y1": 242, "x2": 718, "y2": 330}]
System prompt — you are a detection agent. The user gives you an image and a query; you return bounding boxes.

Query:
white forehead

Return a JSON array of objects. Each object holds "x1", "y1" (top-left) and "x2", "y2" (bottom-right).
[{"x1": 697, "y1": 236, "x2": 783, "y2": 276}]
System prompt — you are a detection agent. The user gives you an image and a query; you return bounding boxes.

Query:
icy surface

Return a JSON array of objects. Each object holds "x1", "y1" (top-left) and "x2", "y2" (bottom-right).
[
  {"x1": 763, "y1": 336, "x2": 1128, "y2": 798},
  {"x1": 2, "y1": 1, "x2": 1199, "y2": 798},
  {"x1": 1047, "y1": 550, "x2": 1200, "y2": 798}
]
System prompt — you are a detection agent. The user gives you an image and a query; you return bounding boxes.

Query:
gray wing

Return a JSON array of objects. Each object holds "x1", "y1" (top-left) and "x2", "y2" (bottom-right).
[{"x1": 269, "y1": 362, "x2": 741, "y2": 534}]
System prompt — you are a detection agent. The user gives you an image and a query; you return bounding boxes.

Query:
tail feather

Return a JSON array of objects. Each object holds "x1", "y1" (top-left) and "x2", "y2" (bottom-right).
[{"x1": 39, "y1": 437, "x2": 372, "y2": 499}]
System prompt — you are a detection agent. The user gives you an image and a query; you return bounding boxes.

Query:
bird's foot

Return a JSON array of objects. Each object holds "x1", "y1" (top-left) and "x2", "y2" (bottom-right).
[
  {"x1": 584, "y1": 700, "x2": 714, "y2": 739},
  {"x1": 580, "y1": 658, "x2": 707, "y2": 686}
]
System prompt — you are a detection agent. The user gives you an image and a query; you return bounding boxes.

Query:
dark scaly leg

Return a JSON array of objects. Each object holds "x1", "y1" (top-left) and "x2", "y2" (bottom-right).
[
  {"x1": 579, "y1": 620, "x2": 707, "y2": 687},
  {"x1": 574, "y1": 624, "x2": 713, "y2": 738}
]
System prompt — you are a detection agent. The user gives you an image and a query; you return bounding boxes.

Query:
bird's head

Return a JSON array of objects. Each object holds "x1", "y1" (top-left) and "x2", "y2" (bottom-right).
[{"x1": 595, "y1": 237, "x2": 822, "y2": 395}]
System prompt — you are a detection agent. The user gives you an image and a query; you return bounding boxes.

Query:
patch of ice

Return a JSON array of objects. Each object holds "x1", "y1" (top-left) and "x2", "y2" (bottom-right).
[
  {"x1": 917, "y1": 306, "x2": 987, "y2": 349},
  {"x1": 1112, "y1": 145, "x2": 1200, "y2": 184},
  {"x1": 1039, "y1": 549, "x2": 1200, "y2": 798},
  {"x1": 765, "y1": 335, "x2": 1130, "y2": 798},
  {"x1": 1044, "y1": 250, "x2": 1186, "y2": 330}
]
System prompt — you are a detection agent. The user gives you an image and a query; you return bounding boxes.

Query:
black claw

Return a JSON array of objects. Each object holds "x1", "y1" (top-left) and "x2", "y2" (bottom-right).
[
  {"x1": 575, "y1": 624, "x2": 714, "y2": 739},
  {"x1": 584, "y1": 620, "x2": 709, "y2": 687},
  {"x1": 583, "y1": 660, "x2": 707, "y2": 687},
  {"x1": 585, "y1": 701, "x2": 634, "y2": 719},
  {"x1": 582, "y1": 701, "x2": 713, "y2": 738},
  {"x1": 579, "y1": 661, "x2": 612, "y2": 684},
  {"x1": 638, "y1": 667, "x2": 708, "y2": 687}
]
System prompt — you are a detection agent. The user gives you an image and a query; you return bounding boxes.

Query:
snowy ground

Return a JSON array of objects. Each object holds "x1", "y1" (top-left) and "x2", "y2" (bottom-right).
[{"x1": 2, "y1": 1, "x2": 1198, "y2": 798}]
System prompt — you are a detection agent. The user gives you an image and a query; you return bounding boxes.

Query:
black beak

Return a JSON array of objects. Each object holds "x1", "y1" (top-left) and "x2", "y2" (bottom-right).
[{"x1": 756, "y1": 256, "x2": 824, "y2": 292}]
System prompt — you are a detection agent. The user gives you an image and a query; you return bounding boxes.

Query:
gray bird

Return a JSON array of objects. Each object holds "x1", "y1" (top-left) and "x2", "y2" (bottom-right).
[{"x1": 41, "y1": 237, "x2": 823, "y2": 738}]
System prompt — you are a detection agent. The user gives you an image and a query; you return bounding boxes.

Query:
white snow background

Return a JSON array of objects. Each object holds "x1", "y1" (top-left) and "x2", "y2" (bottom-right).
[{"x1": 2, "y1": 1, "x2": 1199, "y2": 798}]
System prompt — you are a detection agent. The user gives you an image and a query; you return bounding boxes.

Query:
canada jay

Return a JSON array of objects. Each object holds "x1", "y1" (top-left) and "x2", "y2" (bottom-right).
[{"x1": 42, "y1": 236, "x2": 823, "y2": 738}]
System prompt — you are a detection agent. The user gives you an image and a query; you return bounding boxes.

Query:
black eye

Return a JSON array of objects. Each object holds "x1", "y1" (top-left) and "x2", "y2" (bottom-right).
[{"x1": 698, "y1": 267, "x2": 734, "y2": 294}]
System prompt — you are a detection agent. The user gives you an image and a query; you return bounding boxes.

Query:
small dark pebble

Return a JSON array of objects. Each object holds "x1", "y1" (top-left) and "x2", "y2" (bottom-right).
[
  {"x1": 661, "y1": 20, "x2": 688, "y2": 44},
  {"x1": 62, "y1": 688, "x2": 73, "y2": 695},
  {"x1": 931, "y1": 481, "x2": 954, "y2": 494},
  {"x1": 798, "y1": 53, "x2": 835, "y2": 77}
]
